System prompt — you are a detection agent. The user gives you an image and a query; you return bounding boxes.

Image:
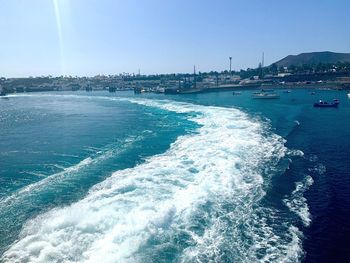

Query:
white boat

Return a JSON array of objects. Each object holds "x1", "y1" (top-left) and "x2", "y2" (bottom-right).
[
  {"x1": 347, "y1": 93, "x2": 350, "y2": 98},
  {"x1": 252, "y1": 92, "x2": 280, "y2": 99}
]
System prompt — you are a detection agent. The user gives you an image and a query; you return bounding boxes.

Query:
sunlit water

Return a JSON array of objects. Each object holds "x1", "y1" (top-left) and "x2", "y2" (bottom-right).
[{"x1": 0, "y1": 89, "x2": 349, "y2": 262}]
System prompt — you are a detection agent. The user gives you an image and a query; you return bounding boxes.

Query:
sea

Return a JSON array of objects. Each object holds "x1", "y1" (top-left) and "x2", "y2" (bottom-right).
[{"x1": 0, "y1": 88, "x2": 349, "y2": 263}]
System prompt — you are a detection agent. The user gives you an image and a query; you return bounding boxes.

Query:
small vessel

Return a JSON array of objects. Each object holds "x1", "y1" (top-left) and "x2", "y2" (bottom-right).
[
  {"x1": 252, "y1": 92, "x2": 280, "y2": 99},
  {"x1": 155, "y1": 87, "x2": 165, "y2": 93},
  {"x1": 347, "y1": 93, "x2": 350, "y2": 98},
  {"x1": 232, "y1": 91, "x2": 242, "y2": 95},
  {"x1": 253, "y1": 89, "x2": 274, "y2": 94},
  {"x1": 310, "y1": 92, "x2": 316, "y2": 95},
  {"x1": 313, "y1": 99, "x2": 339, "y2": 108},
  {"x1": 134, "y1": 87, "x2": 146, "y2": 94},
  {"x1": 283, "y1": 90, "x2": 291, "y2": 93}
]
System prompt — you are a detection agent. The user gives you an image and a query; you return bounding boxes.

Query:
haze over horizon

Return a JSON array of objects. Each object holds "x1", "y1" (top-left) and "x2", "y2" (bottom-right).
[{"x1": 1, "y1": 0, "x2": 350, "y2": 77}]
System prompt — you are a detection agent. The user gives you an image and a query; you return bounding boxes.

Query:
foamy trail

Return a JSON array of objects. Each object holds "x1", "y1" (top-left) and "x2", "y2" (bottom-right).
[
  {"x1": 2, "y1": 98, "x2": 303, "y2": 262},
  {"x1": 284, "y1": 176, "x2": 314, "y2": 227}
]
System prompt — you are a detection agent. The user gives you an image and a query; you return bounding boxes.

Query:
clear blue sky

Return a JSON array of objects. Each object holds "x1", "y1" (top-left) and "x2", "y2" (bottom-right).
[{"x1": 1, "y1": 0, "x2": 350, "y2": 77}]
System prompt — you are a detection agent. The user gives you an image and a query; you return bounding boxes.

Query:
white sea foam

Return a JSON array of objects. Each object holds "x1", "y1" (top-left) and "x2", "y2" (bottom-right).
[
  {"x1": 284, "y1": 175, "x2": 314, "y2": 227},
  {"x1": 308, "y1": 163, "x2": 326, "y2": 175},
  {"x1": 2, "y1": 97, "x2": 304, "y2": 262},
  {"x1": 287, "y1": 149, "x2": 304, "y2": 157},
  {"x1": 308, "y1": 154, "x2": 318, "y2": 162},
  {"x1": 22, "y1": 171, "x2": 46, "y2": 178},
  {"x1": 51, "y1": 153, "x2": 80, "y2": 158}
]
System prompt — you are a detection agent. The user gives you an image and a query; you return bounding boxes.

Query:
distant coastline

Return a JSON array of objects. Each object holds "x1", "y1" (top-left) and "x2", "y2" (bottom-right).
[
  {"x1": 2, "y1": 51, "x2": 350, "y2": 96},
  {"x1": 1, "y1": 77, "x2": 348, "y2": 97}
]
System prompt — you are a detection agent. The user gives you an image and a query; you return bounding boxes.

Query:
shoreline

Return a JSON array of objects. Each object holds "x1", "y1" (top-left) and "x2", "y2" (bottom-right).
[
  {"x1": 165, "y1": 82, "x2": 349, "y2": 95},
  {"x1": 1, "y1": 82, "x2": 349, "y2": 97}
]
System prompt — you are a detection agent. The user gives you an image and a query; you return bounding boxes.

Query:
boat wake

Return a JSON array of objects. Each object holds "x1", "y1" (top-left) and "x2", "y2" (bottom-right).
[
  {"x1": 284, "y1": 175, "x2": 314, "y2": 227},
  {"x1": 2, "y1": 98, "x2": 305, "y2": 262}
]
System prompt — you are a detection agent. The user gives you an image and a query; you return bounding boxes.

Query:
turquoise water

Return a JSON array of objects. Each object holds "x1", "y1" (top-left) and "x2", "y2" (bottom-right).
[{"x1": 0, "y1": 89, "x2": 349, "y2": 262}]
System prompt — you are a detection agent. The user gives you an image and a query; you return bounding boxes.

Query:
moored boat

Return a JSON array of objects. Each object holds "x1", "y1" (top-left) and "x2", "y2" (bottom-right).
[
  {"x1": 313, "y1": 99, "x2": 339, "y2": 108},
  {"x1": 252, "y1": 92, "x2": 279, "y2": 99}
]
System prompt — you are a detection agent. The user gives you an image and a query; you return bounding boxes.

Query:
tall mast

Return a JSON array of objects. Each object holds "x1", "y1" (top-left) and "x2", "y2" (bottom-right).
[
  {"x1": 262, "y1": 52, "x2": 264, "y2": 68},
  {"x1": 261, "y1": 52, "x2": 265, "y2": 78}
]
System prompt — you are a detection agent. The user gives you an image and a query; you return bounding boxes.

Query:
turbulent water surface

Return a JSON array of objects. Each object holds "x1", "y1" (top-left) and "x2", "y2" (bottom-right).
[{"x1": 0, "y1": 90, "x2": 349, "y2": 262}]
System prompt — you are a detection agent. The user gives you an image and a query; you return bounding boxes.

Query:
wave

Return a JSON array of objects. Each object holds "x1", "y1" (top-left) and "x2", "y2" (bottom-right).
[
  {"x1": 308, "y1": 163, "x2": 326, "y2": 175},
  {"x1": 2, "y1": 97, "x2": 303, "y2": 262},
  {"x1": 0, "y1": 156, "x2": 93, "y2": 207},
  {"x1": 287, "y1": 149, "x2": 304, "y2": 157},
  {"x1": 284, "y1": 175, "x2": 314, "y2": 227},
  {"x1": 0, "y1": 133, "x2": 143, "y2": 209}
]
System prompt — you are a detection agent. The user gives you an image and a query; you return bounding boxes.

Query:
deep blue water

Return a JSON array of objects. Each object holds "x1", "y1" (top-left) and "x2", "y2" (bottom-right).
[{"x1": 0, "y1": 89, "x2": 349, "y2": 262}]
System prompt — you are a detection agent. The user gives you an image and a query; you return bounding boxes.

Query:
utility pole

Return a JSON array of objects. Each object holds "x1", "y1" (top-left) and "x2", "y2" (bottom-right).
[
  {"x1": 260, "y1": 52, "x2": 265, "y2": 79},
  {"x1": 229, "y1": 57, "x2": 232, "y2": 74},
  {"x1": 262, "y1": 52, "x2": 264, "y2": 68}
]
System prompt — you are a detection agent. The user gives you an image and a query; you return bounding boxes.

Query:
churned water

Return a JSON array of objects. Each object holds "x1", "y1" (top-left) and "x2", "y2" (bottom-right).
[{"x1": 0, "y1": 89, "x2": 349, "y2": 262}]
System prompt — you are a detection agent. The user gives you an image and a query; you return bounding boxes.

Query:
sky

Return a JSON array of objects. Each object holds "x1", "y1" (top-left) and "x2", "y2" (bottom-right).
[{"x1": 1, "y1": 0, "x2": 350, "y2": 77}]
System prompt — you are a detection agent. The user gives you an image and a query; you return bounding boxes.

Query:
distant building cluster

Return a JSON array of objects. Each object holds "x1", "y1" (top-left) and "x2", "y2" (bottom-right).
[{"x1": 1, "y1": 60, "x2": 350, "y2": 96}]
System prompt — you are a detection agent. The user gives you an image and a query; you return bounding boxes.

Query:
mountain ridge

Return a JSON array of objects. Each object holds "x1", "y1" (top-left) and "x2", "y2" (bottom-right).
[{"x1": 273, "y1": 51, "x2": 350, "y2": 67}]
